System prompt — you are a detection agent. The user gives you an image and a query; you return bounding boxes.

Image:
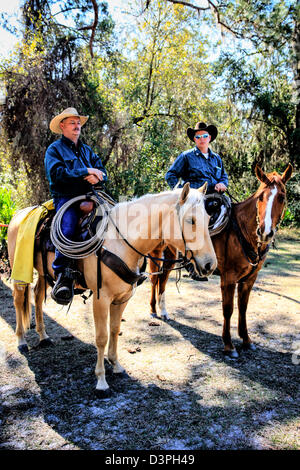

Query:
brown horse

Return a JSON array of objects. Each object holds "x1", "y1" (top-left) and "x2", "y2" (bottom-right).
[
  {"x1": 148, "y1": 164, "x2": 293, "y2": 358},
  {"x1": 7, "y1": 183, "x2": 217, "y2": 396}
]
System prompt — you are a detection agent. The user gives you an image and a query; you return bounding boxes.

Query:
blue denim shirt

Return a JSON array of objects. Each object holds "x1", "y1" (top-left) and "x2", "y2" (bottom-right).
[
  {"x1": 165, "y1": 147, "x2": 228, "y2": 192},
  {"x1": 44, "y1": 135, "x2": 107, "y2": 197}
]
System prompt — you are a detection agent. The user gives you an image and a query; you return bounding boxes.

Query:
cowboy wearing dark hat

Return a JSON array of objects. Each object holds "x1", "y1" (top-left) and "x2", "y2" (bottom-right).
[
  {"x1": 165, "y1": 121, "x2": 228, "y2": 281},
  {"x1": 165, "y1": 122, "x2": 228, "y2": 193}
]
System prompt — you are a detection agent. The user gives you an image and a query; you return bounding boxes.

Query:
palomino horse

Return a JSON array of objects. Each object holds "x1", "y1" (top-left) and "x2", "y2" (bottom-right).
[
  {"x1": 148, "y1": 164, "x2": 293, "y2": 358},
  {"x1": 7, "y1": 183, "x2": 217, "y2": 396}
]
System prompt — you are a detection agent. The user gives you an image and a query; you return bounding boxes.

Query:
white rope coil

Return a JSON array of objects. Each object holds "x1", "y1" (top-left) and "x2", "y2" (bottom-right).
[
  {"x1": 50, "y1": 194, "x2": 110, "y2": 259},
  {"x1": 207, "y1": 193, "x2": 231, "y2": 237}
]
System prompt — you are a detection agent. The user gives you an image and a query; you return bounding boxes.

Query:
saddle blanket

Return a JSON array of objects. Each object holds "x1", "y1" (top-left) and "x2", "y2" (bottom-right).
[{"x1": 11, "y1": 200, "x2": 54, "y2": 284}]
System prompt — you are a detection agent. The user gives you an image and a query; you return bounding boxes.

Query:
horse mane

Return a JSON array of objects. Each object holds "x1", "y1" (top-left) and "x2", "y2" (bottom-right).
[
  {"x1": 113, "y1": 188, "x2": 203, "y2": 211},
  {"x1": 235, "y1": 170, "x2": 286, "y2": 208},
  {"x1": 255, "y1": 172, "x2": 286, "y2": 195}
]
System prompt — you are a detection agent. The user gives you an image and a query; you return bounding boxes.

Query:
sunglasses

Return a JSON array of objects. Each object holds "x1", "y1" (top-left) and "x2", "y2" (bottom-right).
[{"x1": 195, "y1": 134, "x2": 209, "y2": 140}]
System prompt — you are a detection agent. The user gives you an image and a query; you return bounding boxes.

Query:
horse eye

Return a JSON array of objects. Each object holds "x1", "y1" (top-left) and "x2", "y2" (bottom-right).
[
  {"x1": 278, "y1": 194, "x2": 285, "y2": 204},
  {"x1": 259, "y1": 194, "x2": 264, "y2": 202}
]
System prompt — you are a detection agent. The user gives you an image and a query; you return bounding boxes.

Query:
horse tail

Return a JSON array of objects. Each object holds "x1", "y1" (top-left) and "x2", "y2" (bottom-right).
[{"x1": 23, "y1": 283, "x2": 32, "y2": 331}]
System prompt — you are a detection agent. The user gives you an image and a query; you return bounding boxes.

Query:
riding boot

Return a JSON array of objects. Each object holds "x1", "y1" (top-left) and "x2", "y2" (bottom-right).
[
  {"x1": 51, "y1": 269, "x2": 75, "y2": 305},
  {"x1": 185, "y1": 262, "x2": 208, "y2": 282}
]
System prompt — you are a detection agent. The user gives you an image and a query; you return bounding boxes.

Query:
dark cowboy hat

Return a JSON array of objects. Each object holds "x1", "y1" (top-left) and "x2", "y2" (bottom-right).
[{"x1": 187, "y1": 122, "x2": 218, "y2": 142}]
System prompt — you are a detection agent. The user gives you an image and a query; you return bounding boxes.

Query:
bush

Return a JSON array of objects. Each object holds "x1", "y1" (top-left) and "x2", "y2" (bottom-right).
[{"x1": 0, "y1": 186, "x2": 16, "y2": 251}]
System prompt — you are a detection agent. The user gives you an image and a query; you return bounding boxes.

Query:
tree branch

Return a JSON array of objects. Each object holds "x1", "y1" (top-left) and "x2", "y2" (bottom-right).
[
  {"x1": 163, "y1": 0, "x2": 242, "y2": 37},
  {"x1": 72, "y1": 0, "x2": 99, "y2": 57}
]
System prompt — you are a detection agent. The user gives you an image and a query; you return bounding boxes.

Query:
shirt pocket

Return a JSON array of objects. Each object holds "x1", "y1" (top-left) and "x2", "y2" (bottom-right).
[{"x1": 215, "y1": 165, "x2": 222, "y2": 179}]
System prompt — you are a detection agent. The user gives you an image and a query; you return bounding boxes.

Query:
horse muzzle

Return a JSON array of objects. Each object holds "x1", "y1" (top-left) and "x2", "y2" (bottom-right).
[
  {"x1": 257, "y1": 226, "x2": 274, "y2": 243},
  {"x1": 194, "y1": 255, "x2": 217, "y2": 277}
]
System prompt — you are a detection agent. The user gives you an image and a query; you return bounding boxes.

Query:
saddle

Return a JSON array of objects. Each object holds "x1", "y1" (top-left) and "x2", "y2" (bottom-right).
[
  {"x1": 35, "y1": 190, "x2": 147, "y2": 301},
  {"x1": 205, "y1": 192, "x2": 231, "y2": 236}
]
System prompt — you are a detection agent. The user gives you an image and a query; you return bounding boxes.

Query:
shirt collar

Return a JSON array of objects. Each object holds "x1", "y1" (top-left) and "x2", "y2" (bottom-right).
[
  {"x1": 194, "y1": 146, "x2": 214, "y2": 158},
  {"x1": 61, "y1": 135, "x2": 81, "y2": 150}
]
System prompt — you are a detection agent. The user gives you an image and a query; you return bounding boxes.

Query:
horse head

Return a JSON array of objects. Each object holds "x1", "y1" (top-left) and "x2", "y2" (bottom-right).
[
  {"x1": 255, "y1": 164, "x2": 293, "y2": 243},
  {"x1": 171, "y1": 182, "x2": 217, "y2": 277}
]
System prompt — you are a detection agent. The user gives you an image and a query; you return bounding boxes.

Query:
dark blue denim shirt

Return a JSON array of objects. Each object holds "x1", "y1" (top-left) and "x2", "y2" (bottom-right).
[
  {"x1": 44, "y1": 135, "x2": 107, "y2": 197},
  {"x1": 165, "y1": 147, "x2": 228, "y2": 192}
]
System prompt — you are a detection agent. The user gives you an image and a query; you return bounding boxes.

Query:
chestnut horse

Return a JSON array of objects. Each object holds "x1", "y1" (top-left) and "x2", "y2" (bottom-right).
[
  {"x1": 7, "y1": 183, "x2": 217, "y2": 396},
  {"x1": 148, "y1": 164, "x2": 293, "y2": 358}
]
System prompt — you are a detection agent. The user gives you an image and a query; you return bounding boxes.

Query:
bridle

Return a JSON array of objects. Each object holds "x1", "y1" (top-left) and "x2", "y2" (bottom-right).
[
  {"x1": 255, "y1": 183, "x2": 286, "y2": 250},
  {"x1": 230, "y1": 181, "x2": 286, "y2": 283},
  {"x1": 104, "y1": 194, "x2": 201, "y2": 273}
]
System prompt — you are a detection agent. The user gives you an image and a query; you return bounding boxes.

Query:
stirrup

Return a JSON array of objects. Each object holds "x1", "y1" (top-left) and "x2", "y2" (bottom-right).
[{"x1": 51, "y1": 271, "x2": 75, "y2": 305}]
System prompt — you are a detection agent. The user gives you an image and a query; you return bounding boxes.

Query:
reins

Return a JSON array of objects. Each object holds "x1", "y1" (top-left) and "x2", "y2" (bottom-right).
[{"x1": 90, "y1": 187, "x2": 196, "y2": 273}]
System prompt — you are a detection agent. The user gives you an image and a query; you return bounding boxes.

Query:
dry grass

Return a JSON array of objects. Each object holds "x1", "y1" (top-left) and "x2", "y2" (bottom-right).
[{"x1": 0, "y1": 229, "x2": 299, "y2": 450}]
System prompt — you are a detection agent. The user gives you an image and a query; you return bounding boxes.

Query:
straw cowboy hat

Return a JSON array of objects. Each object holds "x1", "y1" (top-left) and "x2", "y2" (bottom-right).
[
  {"x1": 49, "y1": 107, "x2": 89, "y2": 134},
  {"x1": 187, "y1": 121, "x2": 218, "y2": 142}
]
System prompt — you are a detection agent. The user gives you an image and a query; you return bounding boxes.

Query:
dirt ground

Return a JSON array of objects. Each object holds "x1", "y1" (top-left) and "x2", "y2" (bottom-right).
[{"x1": 0, "y1": 229, "x2": 299, "y2": 451}]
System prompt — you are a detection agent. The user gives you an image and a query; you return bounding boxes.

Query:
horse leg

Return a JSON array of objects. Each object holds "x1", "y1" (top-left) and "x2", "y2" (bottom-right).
[
  {"x1": 14, "y1": 282, "x2": 31, "y2": 353},
  {"x1": 149, "y1": 256, "x2": 162, "y2": 318},
  {"x1": 238, "y1": 279, "x2": 256, "y2": 351},
  {"x1": 108, "y1": 301, "x2": 128, "y2": 374},
  {"x1": 221, "y1": 282, "x2": 239, "y2": 358},
  {"x1": 34, "y1": 274, "x2": 53, "y2": 348},
  {"x1": 93, "y1": 296, "x2": 111, "y2": 397},
  {"x1": 158, "y1": 270, "x2": 172, "y2": 320}
]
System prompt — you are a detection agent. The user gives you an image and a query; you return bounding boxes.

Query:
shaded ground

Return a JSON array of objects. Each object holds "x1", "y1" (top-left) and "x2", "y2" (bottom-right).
[{"x1": 0, "y1": 229, "x2": 299, "y2": 450}]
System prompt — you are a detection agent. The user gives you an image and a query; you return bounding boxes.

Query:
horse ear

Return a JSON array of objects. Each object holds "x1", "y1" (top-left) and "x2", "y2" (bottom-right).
[
  {"x1": 281, "y1": 163, "x2": 293, "y2": 184},
  {"x1": 198, "y1": 181, "x2": 208, "y2": 194},
  {"x1": 179, "y1": 182, "x2": 190, "y2": 205},
  {"x1": 255, "y1": 165, "x2": 271, "y2": 185}
]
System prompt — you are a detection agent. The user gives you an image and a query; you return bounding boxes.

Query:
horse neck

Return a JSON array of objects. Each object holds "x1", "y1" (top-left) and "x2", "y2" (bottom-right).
[
  {"x1": 105, "y1": 192, "x2": 177, "y2": 267},
  {"x1": 234, "y1": 195, "x2": 259, "y2": 247}
]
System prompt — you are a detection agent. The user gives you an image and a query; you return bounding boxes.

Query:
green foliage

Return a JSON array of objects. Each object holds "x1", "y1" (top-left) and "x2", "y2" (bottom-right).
[
  {"x1": 283, "y1": 171, "x2": 300, "y2": 226},
  {"x1": 0, "y1": 0, "x2": 298, "y2": 228},
  {"x1": 0, "y1": 0, "x2": 116, "y2": 204},
  {"x1": 0, "y1": 186, "x2": 16, "y2": 248}
]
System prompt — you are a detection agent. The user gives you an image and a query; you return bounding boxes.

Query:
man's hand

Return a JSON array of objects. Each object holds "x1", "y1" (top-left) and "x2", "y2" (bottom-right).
[
  {"x1": 84, "y1": 168, "x2": 105, "y2": 185},
  {"x1": 214, "y1": 183, "x2": 227, "y2": 193}
]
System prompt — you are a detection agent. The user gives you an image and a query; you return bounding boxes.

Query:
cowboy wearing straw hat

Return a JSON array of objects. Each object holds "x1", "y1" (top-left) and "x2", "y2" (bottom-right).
[
  {"x1": 165, "y1": 121, "x2": 228, "y2": 193},
  {"x1": 45, "y1": 107, "x2": 107, "y2": 305}
]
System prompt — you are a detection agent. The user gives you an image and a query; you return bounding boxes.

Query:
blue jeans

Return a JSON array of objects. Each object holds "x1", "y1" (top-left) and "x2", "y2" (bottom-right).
[{"x1": 52, "y1": 196, "x2": 78, "y2": 276}]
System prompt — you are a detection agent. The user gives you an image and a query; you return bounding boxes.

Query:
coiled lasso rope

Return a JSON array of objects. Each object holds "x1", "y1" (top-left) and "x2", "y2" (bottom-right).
[{"x1": 50, "y1": 193, "x2": 112, "y2": 259}]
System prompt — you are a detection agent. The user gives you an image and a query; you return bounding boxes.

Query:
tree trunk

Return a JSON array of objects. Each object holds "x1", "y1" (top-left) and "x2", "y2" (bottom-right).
[{"x1": 292, "y1": 0, "x2": 300, "y2": 165}]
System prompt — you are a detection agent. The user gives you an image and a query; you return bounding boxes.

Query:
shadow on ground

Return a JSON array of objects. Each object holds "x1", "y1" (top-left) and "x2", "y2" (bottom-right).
[{"x1": 0, "y1": 279, "x2": 299, "y2": 450}]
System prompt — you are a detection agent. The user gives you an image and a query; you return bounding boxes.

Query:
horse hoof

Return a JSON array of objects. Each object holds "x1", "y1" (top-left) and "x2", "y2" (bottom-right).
[
  {"x1": 114, "y1": 370, "x2": 129, "y2": 379},
  {"x1": 161, "y1": 315, "x2": 170, "y2": 322},
  {"x1": 18, "y1": 344, "x2": 29, "y2": 354},
  {"x1": 223, "y1": 349, "x2": 239, "y2": 359},
  {"x1": 95, "y1": 388, "x2": 112, "y2": 399},
  {"x1": 150, "y1": 313, "x2": 159, "y2": 319},
  {"x1": 242, "y1": 343, "x2": 256, "y2": 351},
  {"x1": 38, "y1": 338, "x2": 54, "y2": 349}
]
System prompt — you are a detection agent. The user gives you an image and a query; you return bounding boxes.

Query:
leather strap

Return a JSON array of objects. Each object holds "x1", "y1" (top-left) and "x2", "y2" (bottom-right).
[{"x1": 100, "y1": 248, "x2": 146, "y2": 286}]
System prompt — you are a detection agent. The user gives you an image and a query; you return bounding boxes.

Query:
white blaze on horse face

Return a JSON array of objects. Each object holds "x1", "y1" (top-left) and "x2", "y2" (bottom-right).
[{"x1": 263, "y1": 186, "x2": 277, "y2": 236}]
